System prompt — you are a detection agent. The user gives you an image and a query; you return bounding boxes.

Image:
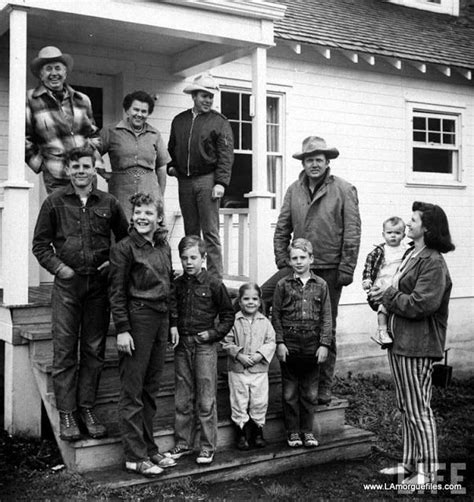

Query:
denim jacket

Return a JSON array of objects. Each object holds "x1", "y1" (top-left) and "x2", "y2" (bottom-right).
[
  {"x1": 174, "y1": 269, "x2": 234, "y2": 342},
  {"x1": 272, "y1": 272, "x2": 333, "y2": 355},
  {"x1": 33, "y1": 183, "x2": 128, "y2": 275},
  {"x1": 108, "y1": 228, "x2": 178, "y2": 333}
]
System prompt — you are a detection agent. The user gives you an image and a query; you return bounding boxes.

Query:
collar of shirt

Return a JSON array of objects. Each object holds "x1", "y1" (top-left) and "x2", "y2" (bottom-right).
[
  {"x1": 183, "y1": 268, "x2": 207, "y2": 283},
  {"x1": 235, "y1": 311, "x2": 265, "y2": 321},
  {"x1": 115, "y1": 119, "x2": 156, "y2": 135},
  {"x1": 129, "y1": 227, "x2": 158, "y2": 248},
  {"x1": 63, "y1": 182, "x2": 100, "y2": 202},
  {"x1": 32, "y1": 83, "x2": 76, "y2": 101},
  {"x1": 287, "y1": 270, "x2": 319, "y2": 285}
]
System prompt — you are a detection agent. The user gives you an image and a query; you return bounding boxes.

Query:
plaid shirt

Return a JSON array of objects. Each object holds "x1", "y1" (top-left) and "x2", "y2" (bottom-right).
[
  {"x1": 362, "y1": 243, "x2": 385, "y2": 284},
  {"x1": 25, "y1": 84, "x2": 101, "y2": 179}
]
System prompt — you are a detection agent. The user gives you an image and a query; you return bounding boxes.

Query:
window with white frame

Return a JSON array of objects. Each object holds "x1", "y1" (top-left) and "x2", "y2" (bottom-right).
[
  {"x1": 220, "y1": 90, "x2": 283, "y2": 209},
  {"x1": 386, "y1": 0, "x2": 458, "y2": 15},
  {"x1": 409, "y1": 106, "x2": 462, "y2": 184}
]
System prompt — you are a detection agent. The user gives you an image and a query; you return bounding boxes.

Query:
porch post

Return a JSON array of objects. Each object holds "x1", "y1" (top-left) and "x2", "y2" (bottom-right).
[
  {"x1": 1, "y1": 7, "x2": 33, "y2": 305},
  {"x1": 245, "y1": 47, "x2": 274, "y2": 284}
]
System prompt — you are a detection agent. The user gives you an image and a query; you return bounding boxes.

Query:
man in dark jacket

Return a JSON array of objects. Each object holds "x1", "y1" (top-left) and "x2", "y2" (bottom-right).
[
  {"x1": 262, "y1": 136, "x2": 361, "y2": 404},
  {"x1": 167, "y1": 74, "x2": 234, "y2": 279},
  {"x1": 33, "y1": 145, "x2": 128, "y2": 442}
]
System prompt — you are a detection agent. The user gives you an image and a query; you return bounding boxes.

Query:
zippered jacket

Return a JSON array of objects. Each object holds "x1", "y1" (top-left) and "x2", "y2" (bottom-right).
[
  {"x1": 274, "y1": 170, "x2": 361, "y2": 274},
  {"x1": 167, "y1": 109, "x2": 234, "y2": 187}
]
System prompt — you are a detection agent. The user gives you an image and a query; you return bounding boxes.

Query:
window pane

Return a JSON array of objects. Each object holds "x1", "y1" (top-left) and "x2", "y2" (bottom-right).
[
  {"x1": 413, "y1": 131, "x2": 425, "y2": 142},
  {"x1": 221, "y1": 92, "x2": 240, "y2": 120},
  {"x1": 230, "y1": 122, "x2": 240, "y2": 149},
  {"x1": 442, "y1": 119, "x2": 455, "y2": 133},
  {"x1": 443, "y1": 133, "x2": 455, "y2": 145},
  {"x1": 267, "y1": 97, "x2": 279, "y2": 124},
  {"x1": 241, "y1": 122, "x2": 252, "y2": 150},
  {"x1": 428, "y1": 132, "x2": 441, "y2": 143},
  {"x1": 267, "y1": 125, "x2": 279, "y2": 152},
  {"x1": 413, "y1": 116, "x2": 426, "y2": 130},
  {"x1": 242, "y1": 94, "x2": 251, "y2": 121},
  {"x1": 428, "y1": 117, "x2": 441, "y2": 132},
  {"x1": 413, "y1": 148, "x2": 452, "y2": 174},
  {"x1": 222, "y1": 153, "x2": 252, "y2": 208}
]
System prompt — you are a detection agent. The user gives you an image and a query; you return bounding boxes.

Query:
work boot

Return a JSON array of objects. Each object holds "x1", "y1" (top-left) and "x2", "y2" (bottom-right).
[
  {"x1": 251, "y1": 421, "x2": 266, "y2": 448},
  {"x1": 318, "y1": 389, "x2": 332, "y2": 405},
  {"x1": 235, "y1": 423, "x2": 250, "y2": 450},
  {"x1": 59, "y1": 411, "x2": 81, "y2": 442},
  {"x1": 79, "y1": 407, "x2": 107, "y2": 439}
]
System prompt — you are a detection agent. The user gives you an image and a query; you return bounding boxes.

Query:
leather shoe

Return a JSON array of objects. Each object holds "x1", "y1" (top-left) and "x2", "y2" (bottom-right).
[
  {"x1": 318, "y1": 390, "x2": 332, "y2": 405},
  {"x1": 59, "y1": 412, "x2": 81, "y2": 442},
  {"x1": 79, "y1": 407, "x2": 107, "y2": 439}
]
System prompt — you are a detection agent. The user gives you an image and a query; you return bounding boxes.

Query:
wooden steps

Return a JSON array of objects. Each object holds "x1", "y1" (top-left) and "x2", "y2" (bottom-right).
[
  {"x1": 16, "y1": 292, "x2": 375, "y2": 480},
  {"x1": 84, "y1": 426, "x2": 374, "y2": 489}
]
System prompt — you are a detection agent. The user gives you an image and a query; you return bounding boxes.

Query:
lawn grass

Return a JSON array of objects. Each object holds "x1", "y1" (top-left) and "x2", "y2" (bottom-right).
[{"x1": 1, "y1": 374, "x2": 473, "y2": 500}]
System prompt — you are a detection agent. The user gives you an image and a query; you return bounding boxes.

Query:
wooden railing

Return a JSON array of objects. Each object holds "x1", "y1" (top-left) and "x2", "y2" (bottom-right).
[
  {"x1": 168, "y1": 208, "x2": 250, "y2": 282},
  {"x1": 221, "y1": 208, "x2": 249, "y2": 281}
]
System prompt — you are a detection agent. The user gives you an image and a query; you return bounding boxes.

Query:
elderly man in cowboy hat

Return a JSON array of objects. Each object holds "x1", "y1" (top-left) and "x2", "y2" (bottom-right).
[
  {"x1": 26, "y1": 46, "x2": 101, "y2": 193},
  {"x1": 167, "y1": 74, "x2": 234, "y2": 279},
  {"x1": 262, "y1": 136, "x2": 361, "y2": 405}
]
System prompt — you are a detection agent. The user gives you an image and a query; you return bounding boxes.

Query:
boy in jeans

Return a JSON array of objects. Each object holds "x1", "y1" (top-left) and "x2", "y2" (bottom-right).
[
  {"x1": 165, "y1": 236, "x2": 234, "y2": 464},
  {"x1": 272, "y1": 238, "x2": 333, "y2": 448}
]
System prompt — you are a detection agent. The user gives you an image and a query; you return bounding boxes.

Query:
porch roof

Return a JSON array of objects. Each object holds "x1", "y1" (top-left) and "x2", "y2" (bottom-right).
[
  {"x1": 274, "y1": 0, "x2": 474, "y2": 71},
  {"x1": 0, "y1": 0, "x2": 286, "y2": 76}
]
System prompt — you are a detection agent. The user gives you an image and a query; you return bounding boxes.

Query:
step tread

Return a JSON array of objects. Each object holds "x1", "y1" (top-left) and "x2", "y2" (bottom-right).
[
  {"x1": 84, "y1": 425, "x2": 374, "y2": 487},
  {"x1": 42, "y1": 388, "x2": 347, "y2": 443}
]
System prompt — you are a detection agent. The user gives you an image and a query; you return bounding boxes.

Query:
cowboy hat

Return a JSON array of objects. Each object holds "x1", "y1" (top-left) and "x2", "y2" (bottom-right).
[
  {"x1": 30, "y1": 46, "x2": 74, "y2": 77},
  {"x1": 183, "y1": 74, "x2": 220, "y2": 95},
  {"x1": 292, "y1": 136, "x2": 339, "y2": 160}
]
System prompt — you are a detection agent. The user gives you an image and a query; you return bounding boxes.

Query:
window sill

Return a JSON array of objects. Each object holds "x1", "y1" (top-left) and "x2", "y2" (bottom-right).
[{"x1": 405, "y1": 181, "x2": 466, "y2": 189}]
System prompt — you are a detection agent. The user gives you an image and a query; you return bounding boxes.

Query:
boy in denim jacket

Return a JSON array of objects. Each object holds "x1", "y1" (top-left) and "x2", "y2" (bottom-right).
[
  {"x1": 164, "y1": 235, "x2": 234, "y2": 465},
  {"x1": 272, "y1": 238, "x2": 333, "y2": 448}
]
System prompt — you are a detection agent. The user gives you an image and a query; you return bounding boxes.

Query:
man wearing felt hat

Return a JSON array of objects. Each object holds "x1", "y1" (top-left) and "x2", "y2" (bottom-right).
[
  {"x1": 167, "y1": 74, "x2": 234, "y2": 279},
  {"x1": 262, "y1": 136, "x2": 361, "y2": 405},
  {"x1": 26, "y1": 46, "x2": 101, "y2": 193}
]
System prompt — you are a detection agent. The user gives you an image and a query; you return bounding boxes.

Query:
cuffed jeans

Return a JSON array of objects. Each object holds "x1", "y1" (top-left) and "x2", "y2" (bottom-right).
[
  {"x1": 178, "y1": 172, "x2": 223, "y2": 279},
  {"x1": 174, "y1": 337, "x2": 218, "y2": 452},
  {"x1": 118, "y1": 304, "x2": 168, "y2": 462},
  {"x1": 262, "y1": 267, "x2": 341, "y2": 394},
  {"x1": 51, "y1": 273, "x2": 109, "y2": 412},
  {"x1": 280, "y1": 357, "x2": 320, "y2": 433}
]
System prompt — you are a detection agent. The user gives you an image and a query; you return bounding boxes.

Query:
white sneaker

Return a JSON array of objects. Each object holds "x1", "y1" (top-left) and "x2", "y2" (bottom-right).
[
  {"x1": 287, "y1": 432, "x2": 303, "y2": 447},
  {"x1": 196, "y1": 448, "x2": 214, "y2": 464}
]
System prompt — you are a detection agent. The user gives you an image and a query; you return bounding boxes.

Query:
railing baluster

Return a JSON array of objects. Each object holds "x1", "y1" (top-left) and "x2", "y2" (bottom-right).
[
  {"x1": 223, "y1": 212, "x2": 232, "y2": 276},
  {"x1": 220, "y1": 208, "x2": 249, "y2": 281}
]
